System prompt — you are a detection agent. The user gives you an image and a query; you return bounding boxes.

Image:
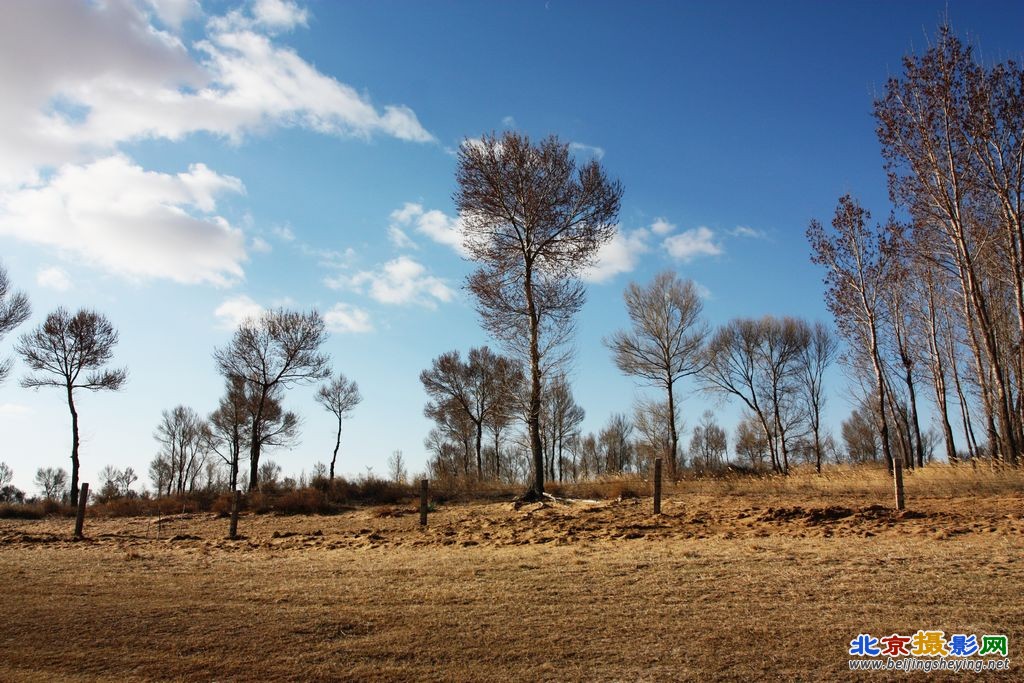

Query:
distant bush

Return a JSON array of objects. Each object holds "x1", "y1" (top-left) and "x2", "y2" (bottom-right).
[{"x1": 0, "y1": 502, "x2": 45, "y2": 519}]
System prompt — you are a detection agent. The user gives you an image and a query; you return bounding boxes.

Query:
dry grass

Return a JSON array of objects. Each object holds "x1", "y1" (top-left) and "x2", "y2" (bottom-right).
[{"x1": 0, "y1": 467, "x2": 1022, "y2": 681}]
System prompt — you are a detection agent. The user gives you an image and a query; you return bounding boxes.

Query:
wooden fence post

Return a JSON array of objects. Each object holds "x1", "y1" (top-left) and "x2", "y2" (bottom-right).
[
  {"x1": 74, "y1": 482, "x2": 89, "y2": 538},
  {"x1": 894, "y1": 457, "x2": 905, "y2": 511},
  {"x1": 229, "y1": 489, "x2": 241, "y2": 539},
  {"x1": 653, "y1": 458, "x2": 662, "y2": 515},
  {"x1": 419, "y1": 479, "x2": 428, "y2": 526}
]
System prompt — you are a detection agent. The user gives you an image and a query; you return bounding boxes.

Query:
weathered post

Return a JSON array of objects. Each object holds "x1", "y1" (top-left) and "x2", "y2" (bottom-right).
[
  {"x1": 894, "y1": 457, "x2": 905, "y2": 511},
  {"x1": 653, "y1": 458, "x2": 662, "y2": 515},
  {"x1": 74, "y1": 482, "x2": 89, "y2": 538},
  {"x1": 419, "y1": 479, "x2": 428, "y2": 526},
  {"x1": 228, "y1": 489, "x2": 241, "y2": 539}
]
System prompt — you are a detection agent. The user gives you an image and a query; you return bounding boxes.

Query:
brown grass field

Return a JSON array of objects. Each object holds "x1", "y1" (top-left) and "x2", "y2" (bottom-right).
[{"x1": 1, "y1": 465, "x2": 1023, "y2": 681}]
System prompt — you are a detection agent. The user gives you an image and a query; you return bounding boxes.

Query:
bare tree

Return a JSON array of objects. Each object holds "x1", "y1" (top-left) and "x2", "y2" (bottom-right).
[
  {"x1": 0, "y1": 263, "x2": 30, "y2": 385},
  {"x1": 734, "y1": 412, "x2": 770, "y2": 470},
  {"x1": 799, "y1": 322, "x2": 838, "y2": 473},
  {"x1": 388, "y1": 450, "x2": 408, "y2": 485},
  {"x1": 598, "y1": 413, "x2": 634, "y2": 474},
  {"x1": 16, "y1": 308, "x2": 127, "y2": 505},
  {"x1": 606, "y1": 271, "x2": 707, "y2": 479},
  {"x1": 420, "y1": 346, "x2": 516, "y2": 481},
  {"x1": 35, "y1": 467, "x2": 68, "y2": 501},
  {"x1": 456, "y1": 131, "x2": 622, "y2": 497},
  {"x1": 315, "y1": 372, "x2": 362, "y2": 481},
  {"x1": 0, "y1": 462, "x2": 12, "y2": 489},
  {"x1": 214, "y1": 309, "x2": 329, "y2": 492},
  {"x1": 808, "y1": 197, "x2": 899, "y2": 471},
  {"x1": 209, "y1": 375, "x2": 250, "y2": 492},
  {"x1": 689, "y1": 410, "x2": 727, "y2": 473},
  {"x1": 875, "y1": 25, "x2": 1023, "y2": 462},
  {"x1": 633, "y1": 396, "x2": 683, "y2": 474},
  {"x1": 153, "y1": 406, "x2": 212, "y2": 495},
  {"x1": 540, "y1": 374, "x2": 585, "y2": 482},
  {"x1": 701, "y1": 317, "x2": 810, "y2": 474}
]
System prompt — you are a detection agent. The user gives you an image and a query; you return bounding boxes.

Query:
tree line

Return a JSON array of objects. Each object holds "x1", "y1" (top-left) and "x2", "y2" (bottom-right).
[
  {"x1": 1, "y1": 24, "x2": 1018, "y2": 503},
  {"x1": 809, "y1": 25, "x2": 1024, "y2": 471}
]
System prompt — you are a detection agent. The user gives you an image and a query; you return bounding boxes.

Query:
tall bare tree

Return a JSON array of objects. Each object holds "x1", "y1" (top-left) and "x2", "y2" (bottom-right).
[
  {"x1": 214, "y1": 309, "x2": 329, "y2": 492},
  {"x1": 0, "y1": 263, "x2": 30, "y2": 385},
  {"x1": 875, "y1": 25, "x2": 1023, "y2": 462},
  {"x1": 606, "y1": 271, "x2": 707, "y2": 479},
  {"x1": 456, "y1": 131, "x2": 622, "y2": 497},
  {"x1": 808, "y1": 196, "x2": 899, "y2": 471},
  {"x1": 315, "y1": 372, "x2": 362, "y2": 481},
  {"x1": 16, "y1": 308, "x2": 127, "y2": 505}
]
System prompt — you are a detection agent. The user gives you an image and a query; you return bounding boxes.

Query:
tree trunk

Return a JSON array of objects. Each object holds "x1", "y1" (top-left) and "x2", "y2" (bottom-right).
[
  {"x1": 330, "y1": 417, "x2": 341, "y2": 481},
  {"x1": 474, "y1": 420, "x2": 483, "y2": 481},
  {"x1": 868, "y1": 324, "x2": 895, "y2": 471},
  {"x1": 524, "y1": 267, "x2": 544, "y2": 497},
  {"x1": 248, "y1": 387, "x2": 268, "y2": 492},
  {"x1": 666, "y1": 377, "x2": 678, "y2": 480},
  {"x1": 902, "y1": 360, "x2": 925, "y2": 468},
  {"x1": 67, "y1": 386, "x2": 80, "y2": 507}
]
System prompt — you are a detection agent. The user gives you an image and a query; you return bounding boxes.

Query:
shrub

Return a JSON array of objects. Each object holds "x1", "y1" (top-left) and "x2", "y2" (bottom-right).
[{"x1": 0, "y1": 502, "x2": 45, "y2": 519}]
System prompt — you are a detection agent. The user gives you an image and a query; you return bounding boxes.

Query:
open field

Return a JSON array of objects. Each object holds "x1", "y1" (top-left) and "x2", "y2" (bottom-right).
[{"x1": 1, "y1": 469, "x2": 1023, "y2": 681}]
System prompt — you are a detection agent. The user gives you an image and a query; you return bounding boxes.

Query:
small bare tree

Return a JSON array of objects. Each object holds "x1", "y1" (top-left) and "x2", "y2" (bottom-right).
[
  {"x1": 0, "y1": 263, "x2": 30, "y2": 385},
  {"x1": 17, "y1": 308, "x2": 127, "y2": 505},
  {"x1": 388, "y1": 450, "x2": 408, "y2": 485},
  {"x1": 315, "y1": 372, "x2": 362, "y2": 481},
  {"x1": 209, "y1": 375, "x2": 250, "y2": 492},
  {"x1": 457, "y1": 131, "x2": 622, "y2": 498},
  {"x1": 214, "y1": 309, "x2": 329, "y2": 492},
  {"x1": 606, "y1": 271, "x2": 707, "y2": 479},
  {"x1": 35, "y1": 467, "x2": 68, "y2": 501}
]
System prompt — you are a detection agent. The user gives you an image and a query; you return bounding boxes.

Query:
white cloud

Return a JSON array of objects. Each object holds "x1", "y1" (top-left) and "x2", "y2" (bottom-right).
[
  {"x1": 663, "y1": 226, "x2": 723, "y2": 263},
  {"x1": 327, "y1": 256, "x2": 455, "y2": 309},
  {"x1": 36, "y1": 266, "x2": 73, "y2": 291},
  {"x1": 252, "y1": 0, "x2": 309, "y2": 31},
  {"x1": 250, "y1": 236, "x2": 272, "y2": 253},
  {"x1": 324, "y1": 302, "x2": 373, "y2": 333},
  {"x1": 0, "y1": 0, "x2": 433, "y2": 188},
  {"x1": 730, "y1": 225, "x2": 767, "y2": 239},
  {"x1": 501, "y1": 115, "x2": 516, "y2": 128},
  {"x1": 272, "y1": 225, "x2": 296, "y2": 242},
  {"x1": 650, "y1": 217, "x2": 676, "y2": 235},
  {"x1": 389, "y1": 202, "x2": 467, "y2": 256},
  {"x1": 0, "y1": 155, "x2": 247, "y2": 285},
  {"x1": 388, "y1": 225, "x2": 418, "y2": 250},
  {"x1": 214, "y1": 294, "x2": 264, "y2": 328},
  {"x1": 583, "y1": 227, "x2": 650, "y2": 283},
  {"x1": 694, "y1": 282, "x2": 713, "y2": 300},
  {"x1": 569, "y1": 142, "x2": 605, "y2": 160}
]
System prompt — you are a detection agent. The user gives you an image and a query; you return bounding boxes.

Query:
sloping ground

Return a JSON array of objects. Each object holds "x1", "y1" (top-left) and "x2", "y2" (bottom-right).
[
  {"x1": 0, "y1": 494, "x2": 1022, "y2": 681},
  {"x1": 1, "y1": 492, "x2": 1021, "y2": 552}
]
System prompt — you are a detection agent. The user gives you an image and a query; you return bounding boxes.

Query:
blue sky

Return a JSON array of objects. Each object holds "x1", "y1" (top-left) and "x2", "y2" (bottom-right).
[{"x1": 1, "y1": 0, "x2": 1022, "y2": 492}]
